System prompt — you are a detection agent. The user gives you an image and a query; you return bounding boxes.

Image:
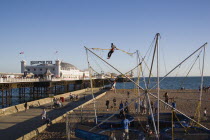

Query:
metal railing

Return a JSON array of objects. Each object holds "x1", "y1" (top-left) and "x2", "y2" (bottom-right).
[{"x1": 0, "y1": 77, "x2": 82, "y2": 83}]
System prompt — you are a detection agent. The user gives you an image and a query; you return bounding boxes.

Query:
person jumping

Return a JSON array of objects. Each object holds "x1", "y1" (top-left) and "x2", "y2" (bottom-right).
[{"x1": 107, "y1": 43, "x2": 117, "y2": 59}]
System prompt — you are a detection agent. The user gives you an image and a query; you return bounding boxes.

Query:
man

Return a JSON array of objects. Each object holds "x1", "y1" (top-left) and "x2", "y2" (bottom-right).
[
  {"x1": 127, "y1": 91, "x2": 130, "y2": 98},
  {"x1": 122, "y1": 116, "x2": 130, "y2": 140},
  {"x1": 113, "y1": 97, "x2": 117, "y2": 108},
  {"x1": 154, "y1": 100, "x2": 158, "y2": 114},
  {"x1": 119, "y1": 101, "x2": 124, "y2": 118},
  {"x1": 107, "y1": 43, "x2": 117, "y2": 59},
  {"x1": 24, "y1": 102, "x2": 28, "y2": 112},
  {"x1": 41, "y1": 109, "x2": 47, "y2": 120},
  {"x1": 163, "y1": 92, "x2": 169, "y2": 109},
  {"x1": 124, "y1": 100, "x2": 129, "y2": 114},
  {"x1": 134, "y1": 100, "x2": 138, "y2": 114},
  {"x1": 106, "y1": 99, "x2": 110, "y2": 111}
]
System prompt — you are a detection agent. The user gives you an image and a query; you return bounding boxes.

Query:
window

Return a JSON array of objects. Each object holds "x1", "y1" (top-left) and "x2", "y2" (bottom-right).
[
  {"x1": 34, "y1": 68, "x2": 36, "y2": 71},
  {"x1": 28, "y1": 69, "x2": 30, "y2": 71},
  {"x1": 53, "y1": 68, "x2": 55, "y2": 71},
  {"x1": 40, "y1": 69, "x2": 42, "y2": 71}
]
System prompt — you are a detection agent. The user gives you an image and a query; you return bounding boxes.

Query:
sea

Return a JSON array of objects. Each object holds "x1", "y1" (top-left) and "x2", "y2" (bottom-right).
[
  {"x1": 115, "y1": 76, "x2": 210, "y2": 90},
  {"x1": 1, "y1": 77, "x2": 210, "y2": 108}
]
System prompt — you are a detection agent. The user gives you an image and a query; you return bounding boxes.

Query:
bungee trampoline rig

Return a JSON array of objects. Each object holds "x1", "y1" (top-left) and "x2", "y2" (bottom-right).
[{"x1": 66, "y1": 33, "x2": 209, "y2": 140}]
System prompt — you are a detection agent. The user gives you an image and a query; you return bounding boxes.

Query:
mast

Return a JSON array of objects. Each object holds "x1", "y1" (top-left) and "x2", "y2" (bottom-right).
[
  {"x1": 149, "y1": 42, "x2": 208, "y2": 91},
  {"x1": 85, "y1": 47, "x2": 98, "y2": 124},
  {"x1": 156, "y1": 33, "x2": 160, "y2": 136},
  {"x1": 198, "y1": 45, "x2": 206, "y2": 123},
  {"x1": 145, "y1": 33, "x2": 159, "y2": 139},
  {"x1": 136, "y1": 50, "x2": 141, "y2": 113},
  {"x1": 85, "y1": 42, "x2": 210, "y2": 132}
]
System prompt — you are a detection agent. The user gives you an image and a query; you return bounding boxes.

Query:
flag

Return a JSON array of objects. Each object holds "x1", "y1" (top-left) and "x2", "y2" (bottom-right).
[{"x1": 19, "y1": 51, "x2": 24, "y2": 54}]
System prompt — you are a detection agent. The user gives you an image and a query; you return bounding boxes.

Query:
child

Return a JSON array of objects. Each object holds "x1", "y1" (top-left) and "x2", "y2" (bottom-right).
[
  {"x1": 172, "y1": 99, "x2": 176, "y2": 110},
  {"x1": 204, "y1": 107, "x2": 207, "y2": 121},
  {"x1": 106, "y1": 99, "x2": 110, "y2": 111}
]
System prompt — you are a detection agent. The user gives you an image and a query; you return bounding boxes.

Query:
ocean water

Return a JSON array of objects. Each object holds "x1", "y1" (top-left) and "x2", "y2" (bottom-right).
[
  {"x1": 115, "y1": 76, "x2": 210, "y2": 90},
  {"x1": 1, "y1": 77, "x2": 210, "y2": 108}
]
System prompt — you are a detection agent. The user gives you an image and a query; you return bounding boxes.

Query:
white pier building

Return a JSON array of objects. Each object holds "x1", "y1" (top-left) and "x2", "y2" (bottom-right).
[{"x1": 21, "y1": 60, "x2": 89, "y2": 80}]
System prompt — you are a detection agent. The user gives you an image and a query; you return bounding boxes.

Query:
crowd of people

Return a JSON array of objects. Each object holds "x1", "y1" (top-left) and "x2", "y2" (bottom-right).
[
  {"x1": 52, "y1": 98, "x2": 63, "y2": 108},
  {"x1": 69, "y1": 93, "x2": 79, "y2": 101}
]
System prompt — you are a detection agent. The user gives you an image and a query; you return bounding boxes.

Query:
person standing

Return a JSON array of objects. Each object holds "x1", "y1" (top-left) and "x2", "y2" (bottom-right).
[
  {"x1": 134, "y1": 100, "x2": 138, "y2": 114},
  {"x1": 121, "y1": 116, "x2": 130, "y2": 140},
  {"x1": 142, "y1": 100, "x2": 147, "y2": 115},
  {"x1": 150, "y1": 101, "x2": 154, "y2": 112},
  {"x1": 124, "y1": 100, "x2": 129, "y2": 114},
  {"x1": 113, "y1": 97, "x2": 117, "y2": 108},
  {"x1": 204, "y1": 107, "x2": 207, "y2": 121},
  {"x1": 172, "y1": 99, "x2": 176, "y2": 109},
  {"x1": 154, "y1": 100, "x2": 158, "y2": 114},
  {"x1": 24, "y1": 102, "x2": 28, "y2": 112},
  {"x1": 163, "y1": 92, "x2": 169, "y2": 109},
  {"x1": 119, "y1": 101, "x2": 124, "y2": 118},
  {"x1": 111, "y1": 81, "x2": 116, "y2": 91},
  {"x1": 127, "y1": 91, "x2": 130, "y2": 98},
  {"x1": 41, "y1": 109, "x2": 47, "y2": 120},
  {"x1": 106, "y1": 99, "x2": 110, "y2": 111}
]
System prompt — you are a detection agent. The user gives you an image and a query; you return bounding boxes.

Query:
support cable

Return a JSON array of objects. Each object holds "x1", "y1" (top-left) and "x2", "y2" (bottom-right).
[
  {"x1": 85, "y1": 43, "x2": 209, "y2": 132},
  {"x1": 149, "y1": 42, "x2": 208, "y2": 91},
  {"x1": 85, "y1": 49, "x2": 98, "y2": 124}
]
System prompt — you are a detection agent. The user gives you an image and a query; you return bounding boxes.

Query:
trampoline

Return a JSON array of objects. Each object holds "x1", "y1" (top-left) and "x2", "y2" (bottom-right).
[
  {"x1": 75, "y1": 129, "x2": 109, "y2": 140},
  {"x1": 148, "y1": 113, "x2": 190, "y2": 129},
  {"x1": 98, "y1": 128, "x2": 145, "y2": 140},
  {"x1": 160, "y1": 126, "x2": 210, "y2": 140},
  {"x1": 96, "y1": 114, "x2": 134, "y2": 129}
]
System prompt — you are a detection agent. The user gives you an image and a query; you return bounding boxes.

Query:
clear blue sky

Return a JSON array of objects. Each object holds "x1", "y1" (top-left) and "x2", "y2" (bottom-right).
[{"x1": 0, "y1": 0, "x2": 209, "y2": 76}]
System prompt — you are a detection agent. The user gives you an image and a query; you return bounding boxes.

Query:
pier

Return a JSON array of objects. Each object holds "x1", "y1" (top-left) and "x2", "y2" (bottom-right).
[
  {"x1": 0, "y1": 79, "x2": 110, "y2": 108},
  {"x1": 0, "y1": 88, "x2": 106, "y2": 139}
]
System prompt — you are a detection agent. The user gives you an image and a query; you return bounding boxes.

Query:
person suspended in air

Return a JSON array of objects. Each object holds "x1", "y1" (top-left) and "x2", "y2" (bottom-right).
[{"x1": 107, "y1": 43, "x2": 117, "y2": 59}]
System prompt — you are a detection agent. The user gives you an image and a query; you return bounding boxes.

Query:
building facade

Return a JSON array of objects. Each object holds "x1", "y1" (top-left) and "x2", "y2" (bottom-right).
[{"x1": 21, "y1": 60, "x2": 89, "y2": 79}]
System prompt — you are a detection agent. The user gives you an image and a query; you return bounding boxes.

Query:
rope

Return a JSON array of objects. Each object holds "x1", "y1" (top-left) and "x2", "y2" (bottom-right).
[
  {"x1": 192, "y1": 101, "x2": 201, "y2": 126},
  {"x1": 173, "y1": 110, "x2": 188, "y2": 130},
  {"x1": 85, "y1": 49, "x2": 98, "y2": 124},
  {"x1": 91, "y1": 48, "x2": 135, "y2": 56},
  {"x1": 160, "y1": 44, "x2": 168, "y2": 74},
  {"x1": 172, "y1": 109, "x2": 174, "y2": 140},
  {"x1": 179, "y1": 51, "x2": 201, "y2": 88},
  {"x1": 148, "y1": 42, "x2": 207, "y2": 92}
]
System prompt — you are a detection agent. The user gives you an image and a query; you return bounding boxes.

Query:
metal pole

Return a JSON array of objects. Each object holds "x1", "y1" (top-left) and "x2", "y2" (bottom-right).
[
  {"x1": 85, "y1": 44, "x2": 210, "y2": 131},
  {"x1": 84, "y1": 46, "x2": 145, "y2": 90},
  {"x1": 156, "y1": 33, "x2": 160, "y2": 136},
  {"x1": 150, "y1": 42, "x2": 208, "y2": 91},
  {"x1": 146, "y1": 91, "x2": 158, "y2": 137},
  {"x1": 136, "y1": 50, "x2": 141, "y2": 113},
  {"x1": 147, "y1": 34, "x2": 158, "y2": 88},
  {"x1": 145, "y1": 33, "x2": 159, "y2": 138},
  {"x1": 85, "y1": 47, "x2": 98, "y2": 124},
  {"x1": 198, "y1": 46, "x2": 206, "y2": 123}
]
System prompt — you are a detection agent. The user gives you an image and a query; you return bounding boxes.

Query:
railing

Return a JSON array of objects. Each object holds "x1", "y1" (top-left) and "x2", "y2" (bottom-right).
[
  {"x1": 0, "y1": 78, "x2": 40, "y2": 83},
  {"x1": 0, "y1": 77, "x2": 108, "y2": 83},
  {"x1": 0, "y1": 77, "x2": 82, "y2": 83}
]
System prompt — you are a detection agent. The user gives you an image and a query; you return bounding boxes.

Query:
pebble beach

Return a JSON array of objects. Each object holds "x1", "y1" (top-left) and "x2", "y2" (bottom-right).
[{"x1": 32, "y1": 89, "x2": 210, "y2": 140}]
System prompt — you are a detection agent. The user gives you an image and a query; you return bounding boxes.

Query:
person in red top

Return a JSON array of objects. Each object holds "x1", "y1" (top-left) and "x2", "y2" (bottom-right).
[{"x1": 107, "y1": 43, "x2": 117, "y2": 59}]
